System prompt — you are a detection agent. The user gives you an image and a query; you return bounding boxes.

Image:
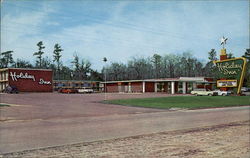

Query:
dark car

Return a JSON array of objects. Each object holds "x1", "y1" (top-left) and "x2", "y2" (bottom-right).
[{"x1": 4, "y1": 86, "x2": 19, "y2": 94}]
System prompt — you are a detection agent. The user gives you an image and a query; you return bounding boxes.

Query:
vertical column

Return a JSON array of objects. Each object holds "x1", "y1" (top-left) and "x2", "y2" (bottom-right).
[
  {"x1": 193, "y1": 82, "x2": 197, "y2": 90},
  {"x1": 142, "y1": 81, "x2": 145, "y2": 93},
  {"x1": 171, "y1": 81, "x2": 175, "y2": 94},
  {"x1": 182, "y1": 82, "x2": 186, "y2": 94},
  {"x1": 154, "y1": 82, "x2": 158, "y2": 92},
  {"x1": 220, "y1": 48, "x2": 227, "y2": 60},
  {"x1": 128, "y1": 82, "x2": 131, "y2": 93}
]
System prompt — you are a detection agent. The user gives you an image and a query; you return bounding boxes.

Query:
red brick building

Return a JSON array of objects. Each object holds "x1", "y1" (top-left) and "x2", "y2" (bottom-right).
[
  {"x1": 0, "y1": 68, "x2": 53, "y2": 92},
  {"x1": 101, "y1": 77, "x2": 215, "y2": 94}
]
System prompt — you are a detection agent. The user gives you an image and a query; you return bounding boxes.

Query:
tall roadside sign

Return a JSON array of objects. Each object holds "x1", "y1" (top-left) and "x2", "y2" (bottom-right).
[
  {"x1": 214, "y1": 36, "x2": 247, "y2": 94},
  {"x1": 214, "y1": 58, "x2": 247, "y2": 94}
]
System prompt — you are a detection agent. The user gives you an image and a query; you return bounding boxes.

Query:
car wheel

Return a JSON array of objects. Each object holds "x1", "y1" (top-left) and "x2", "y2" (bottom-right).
[
  {"x1": 222, "y1": 93, "x2": 226, "y2": 96},
  {"x1": 195, "y1": 93, "x2": 198, "y2": 96},
  {"x1": 208, "y1": 93, "x2": 212, "y2": 96}
]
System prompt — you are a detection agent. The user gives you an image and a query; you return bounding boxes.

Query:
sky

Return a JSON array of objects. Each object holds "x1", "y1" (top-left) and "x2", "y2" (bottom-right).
[{"x1": 1, "y1": 0, "x2": 249, "y2": 71}]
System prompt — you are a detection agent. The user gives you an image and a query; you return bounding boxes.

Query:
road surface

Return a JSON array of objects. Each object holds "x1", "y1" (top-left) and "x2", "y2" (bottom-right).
[{"x1": 0, "y1": 93, "x2": 249, "y2": 154}]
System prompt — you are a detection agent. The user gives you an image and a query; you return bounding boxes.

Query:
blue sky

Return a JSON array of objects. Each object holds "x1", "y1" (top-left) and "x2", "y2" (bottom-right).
[{"x1": 1, "y1": 0, "x2": 249, "y2": 71}]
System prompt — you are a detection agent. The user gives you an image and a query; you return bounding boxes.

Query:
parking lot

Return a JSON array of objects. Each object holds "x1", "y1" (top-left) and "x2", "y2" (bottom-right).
[
  {"x1": 0, "y1": 92, "x2": 171, "y2": 121},
  {"x1": 0, "y1": 92, "x2": 249, "y2": 156}
]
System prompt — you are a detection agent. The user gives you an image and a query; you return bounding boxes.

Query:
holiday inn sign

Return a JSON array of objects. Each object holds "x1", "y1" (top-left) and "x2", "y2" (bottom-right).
[{"x1": 214, "y1": 57, "x2": 247, "y2": 94}]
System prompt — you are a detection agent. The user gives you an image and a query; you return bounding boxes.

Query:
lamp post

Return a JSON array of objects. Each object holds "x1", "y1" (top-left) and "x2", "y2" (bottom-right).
[{"x1": 103, "y1": 57, "x2": 107, "y2": 100}]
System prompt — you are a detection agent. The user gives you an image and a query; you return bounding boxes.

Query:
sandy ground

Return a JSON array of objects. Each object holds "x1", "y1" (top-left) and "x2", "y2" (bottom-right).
[{"x1": 1, "y1": 121, "x2": 249, "y2": 158}]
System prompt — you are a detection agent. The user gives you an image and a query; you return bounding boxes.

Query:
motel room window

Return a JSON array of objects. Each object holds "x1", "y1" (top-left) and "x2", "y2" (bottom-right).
[
  {"x1": 157, "y1": 82, "x2": 167, "y2": 92},
  {"x1": 71, "y1": 83, "x2": 76, "y2": 88},
  {"x1": 84, "y1": 83, "x2": 90, "y2": 87},
  {"x1": 178, "y1": 83, "x2": 183, "y2": 93},
  {"x1": 167, "y1": 83, "x2": 171, "y2": 94},
  {"x1": 187, "y1": 82, "x2": 193, "y2": 93}
]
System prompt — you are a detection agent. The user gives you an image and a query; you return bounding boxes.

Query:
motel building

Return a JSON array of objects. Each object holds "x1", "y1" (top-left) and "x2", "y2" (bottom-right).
[
  {"x1": 0, "y1": 68, "x2": 215, "y2": 95},
  {"x1": 53, "y1": 80, "x2": 100, "y2": 91},
  {"x1": 101, "y1": 77, "x2": 215, "y2": 94},
  {"x1": 0, "y1": 68, "x2": 53, "y2": 92}
]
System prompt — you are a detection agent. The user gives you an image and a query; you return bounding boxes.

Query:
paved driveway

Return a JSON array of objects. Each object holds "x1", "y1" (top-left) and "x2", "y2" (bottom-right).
[
  {"x1": 0, "y1": 93, "x2": 168, "y2": 121},
  {"x1": 0, "y1": 93, "x2": 249, "y2": 154}
]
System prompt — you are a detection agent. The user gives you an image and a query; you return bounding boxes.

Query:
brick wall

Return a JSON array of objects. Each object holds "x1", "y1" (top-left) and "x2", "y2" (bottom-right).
[
  {"x1": 8, "y1": 68, "x2": 53, "y2": 92},
  {"x1": 131, "y1": 82, "x2": 143, "y2": 93},
  {"x1": 106, "y1": 83, "x2": 118, "y2": 92},
  {"x1": 145, "y1": 82, "x2": 154, "y2": 92}
]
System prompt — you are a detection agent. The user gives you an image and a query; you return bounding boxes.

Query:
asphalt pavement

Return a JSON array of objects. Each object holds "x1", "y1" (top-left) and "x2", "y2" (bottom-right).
[{"x1": 0, "y1": 93, "x2": 249, "y2": 154}]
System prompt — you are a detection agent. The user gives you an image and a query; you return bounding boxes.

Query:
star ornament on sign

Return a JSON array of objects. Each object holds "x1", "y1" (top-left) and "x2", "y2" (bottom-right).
[{"x1": 220, "y1": 36, "x2": 228, "y2": 48}]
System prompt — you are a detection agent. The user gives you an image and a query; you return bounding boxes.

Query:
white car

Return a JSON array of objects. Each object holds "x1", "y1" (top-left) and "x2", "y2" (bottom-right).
[
  {"x1": 78, "y1": 87, "x2": 94, "y2": 93},
  {"x1": 191, "y1": 89, "x2": 216, "y2": 96},
  {"x1": 213, "y1": 90, "x2": 231, "y2": 96}
]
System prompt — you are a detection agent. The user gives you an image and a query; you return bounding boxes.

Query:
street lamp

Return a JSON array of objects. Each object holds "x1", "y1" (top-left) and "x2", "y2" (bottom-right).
[{"x1": 103, "y1": 57, "x2": 107, "y2": 100}]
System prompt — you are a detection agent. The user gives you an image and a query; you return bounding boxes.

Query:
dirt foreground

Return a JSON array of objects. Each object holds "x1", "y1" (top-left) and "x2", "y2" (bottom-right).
[{"x1": 1, "y1": 121, "x2": 249, "y2": 158}]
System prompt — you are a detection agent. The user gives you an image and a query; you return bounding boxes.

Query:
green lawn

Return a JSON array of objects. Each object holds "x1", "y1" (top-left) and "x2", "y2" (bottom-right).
[{"x1": 106, "y1": 96, "x2": 250, "y2": 109}]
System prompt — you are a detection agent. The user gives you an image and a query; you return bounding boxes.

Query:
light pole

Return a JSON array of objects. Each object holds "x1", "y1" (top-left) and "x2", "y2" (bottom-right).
[{"x1": 103, "y1": 57, "x2": 107, "y2": 100}]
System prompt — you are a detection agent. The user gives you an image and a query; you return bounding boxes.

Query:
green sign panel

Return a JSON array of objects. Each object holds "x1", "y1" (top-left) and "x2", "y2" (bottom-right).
[{"x1": 214, "y1": 57, "x2": 247, "y2": 94}]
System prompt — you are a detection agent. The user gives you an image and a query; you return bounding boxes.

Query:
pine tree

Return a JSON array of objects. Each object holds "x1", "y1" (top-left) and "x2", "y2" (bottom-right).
[
  {"x1": 33, "y1": 41, "x2": 45, "y2": 68},
  {"x1": 53, "y1": 43, "x2": 63, "y2": 79}
]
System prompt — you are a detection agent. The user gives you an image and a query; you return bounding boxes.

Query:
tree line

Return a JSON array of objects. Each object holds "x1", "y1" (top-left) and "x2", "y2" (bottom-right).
[
  {"x1": 102, "y1": 50, "x2": 222, "y2": 80},
  {"x1": 102, "y1": 49, "x2": 249, "y2": 87},
  {"x1": 0, "y1": 42, "x2": 249, "y2": 86},
  {"x1": 0, "y1": 41, "x2": 102, "y2": 81}
]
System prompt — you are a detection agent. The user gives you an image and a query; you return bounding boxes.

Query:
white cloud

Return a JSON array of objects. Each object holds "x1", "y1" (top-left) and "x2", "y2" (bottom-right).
[{"x1": 1, "y1": 1, "x2": 249, "y2": 71}]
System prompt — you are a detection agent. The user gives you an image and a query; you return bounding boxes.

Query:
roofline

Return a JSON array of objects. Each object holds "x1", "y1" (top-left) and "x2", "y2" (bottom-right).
[
  {"x1": 100, "y1": 80, "x2": 145, "y2": 84},
  {"x1": 100, "y1": 77, "x2": 214, "y2": 84},
  {"x1": 0, "y1": 68, "x2": 53, "y2": 71},
  {"x1": 54, "y1": 80, "x2": 101, "y2": 82}
]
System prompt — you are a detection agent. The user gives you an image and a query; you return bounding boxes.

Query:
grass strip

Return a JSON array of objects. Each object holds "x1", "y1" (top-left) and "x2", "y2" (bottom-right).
[
  {"x1": 0, "y1": 103, "x2": 10, "y2": 107},
  {"x1": 106, "y1": 96, "x2": 250, "y2": 109}
]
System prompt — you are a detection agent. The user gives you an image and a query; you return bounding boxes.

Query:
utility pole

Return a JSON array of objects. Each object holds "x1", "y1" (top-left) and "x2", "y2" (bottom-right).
[{"x1": 103, "y1": 57, "x2": 107, "y2": 100}]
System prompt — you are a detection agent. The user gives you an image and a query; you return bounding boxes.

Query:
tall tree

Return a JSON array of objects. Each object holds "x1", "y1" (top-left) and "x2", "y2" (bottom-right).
[
  {"x1": 33, "y1": 41, "x2": 45, "y2": 68},
  {"x1": 205, "y1": 49, "x2": 218, "y2": 77},
  {"x1": 227, "y1": 52, "x2": 234, "y2": 59},
  {"x1": 242, "y1": 49, "x2": 250, "y2": 60},
  {"x1": 0, "y1": 51, "x2": 14, "y2": 68},
  {"x1": 151, "y1": 54, "x2": 162, "y2": 78},
  {"x1": 53, "y1": 43, "x2": 63, "y2": 79},
  {"x1": 71, "y1": 54, "x2": 81, "y2": 79},
  {"x1": 165, "y1": 54, "x2": 178, "y2": 78},
  {"x1": 41, "y1": 56, "x2": 52, "y2": 69},
  {"x1": 89, "y1": 69, "x2": 102, "y2": 81},
  {"x1": 80, "y1": 59, "x2": 92, "y2": 80},
  {"x1": 15, "y1": 59, "x2": 33, "y2": 68},
  {"x1": 208, "y1": 49, "x2": 217, "y2": 61}
]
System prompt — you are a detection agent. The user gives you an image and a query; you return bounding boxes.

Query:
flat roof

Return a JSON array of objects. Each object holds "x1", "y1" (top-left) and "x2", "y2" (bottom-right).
[
  {"x1": 0, "y1": 68, "x2": 53, "y2": 72},
  {"x1": 54, "y1": 80, "x2": 100, "y2": 82},
  {"x1": 100, "y1": 77, "x2": 214, "y2": 84}
]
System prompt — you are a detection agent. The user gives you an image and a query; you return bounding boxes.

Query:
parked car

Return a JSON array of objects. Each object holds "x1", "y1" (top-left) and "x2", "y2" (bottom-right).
[
  {"x1": 3, "y1": 86, "x2": 19, "y2": 94},
  {"x1": 58, "y1": 88, "x2": 78, "y2": 94},
  {"x1": 191, "y1": 89, "x2": 217, "y2": 96},
  {"x1": 241, "y1": 87, "x2": 250, "y2": 92},
  {"x1": 78, "y1": 87, "x2": 94, "y2": 93},
  {"x1": 212, "y1": 89, "x2": 231, "y2": 96},
  {"x1": 241, "y1": 87, "x2": 250, "y2": 96}
]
